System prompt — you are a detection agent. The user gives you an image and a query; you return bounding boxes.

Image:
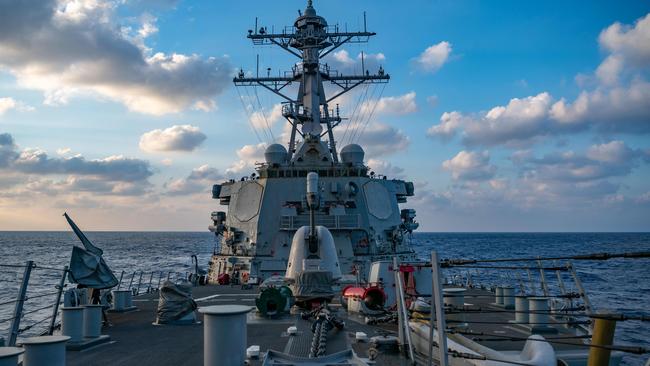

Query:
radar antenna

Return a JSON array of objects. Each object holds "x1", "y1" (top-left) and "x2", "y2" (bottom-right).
[{"x1": 234, "y1": 1, "x2": 389, "y2": 162}]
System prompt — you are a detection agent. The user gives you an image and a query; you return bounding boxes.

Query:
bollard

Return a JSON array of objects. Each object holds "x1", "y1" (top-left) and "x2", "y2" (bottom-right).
[
  {"x1": 514, "y1": 296, "x2": 529, "y2": 324},
  {"x1": 83, "y1": 305, "x2": 103, "y2": 338},
  {"x1": 200, "y1": 305, "x2": 252, "y2": 366},
  {"x1": 528, "y1": 297, "x2": 550, "y2": 327},
  {"x1": 495, "y1": 286, "x2": 504, "y2": 305},
  {"x1": 587, "y1": 313, "x2": 617, "y2": 366},
  {"x1": 61, "y1": 307, "x2": 84, "y2": 343},
  {"x1": 443, "y1": 288, "x2": 467, "y2": 326},
  {"x1": 502, "y1": 286, "x2": 515, "y2": 309},
  {"x1": 21, "y1": 336, "x2": 70, "y2": 366},
  {"x1": 123, "y1": 290, "x2": 134, "y2": 308},
  {"x1": 0, "y1": 347, "x2": 24, "y2": 366},
  {"x1": 111, "y1": 290, "x2": 132, "y2": 311}
]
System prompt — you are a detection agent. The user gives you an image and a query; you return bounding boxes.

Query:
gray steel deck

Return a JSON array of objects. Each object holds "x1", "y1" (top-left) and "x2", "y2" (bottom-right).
[{"x1": 66, "y1": 285, "x2": 409, "y2": 366}]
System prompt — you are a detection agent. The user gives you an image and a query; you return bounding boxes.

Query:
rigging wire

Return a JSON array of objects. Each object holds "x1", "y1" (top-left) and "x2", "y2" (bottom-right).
[
  {"x1": 237, "y1": 86, "x2": 264, "y2": 143},
  {"x1": 340, "y1": 83, "x2": 369, "y2": 146},
  {"x1": 354, "y1": 81, "x2": 387, "y2": 143},
  {"x1": 253, "y1": 84, "x2": 275, "y2": 141},
  {"x1": 348, "y1": 82, "x2": 378, "y2": 143}
]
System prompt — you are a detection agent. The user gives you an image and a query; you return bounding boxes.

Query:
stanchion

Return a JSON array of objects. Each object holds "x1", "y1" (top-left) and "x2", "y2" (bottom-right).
[
  {"x1": 21, "y1": 335, "x2": 70, "y2": 366},
  {"x1": 199, "y1": 305, "x2": 252, "y2": 366},
  {"x1": 587, "y1": 313, "x2": 617, "y2": 366}
]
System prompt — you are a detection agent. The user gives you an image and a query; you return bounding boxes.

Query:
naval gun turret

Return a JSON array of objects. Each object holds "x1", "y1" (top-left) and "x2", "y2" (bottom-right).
[{"x1": 285, "y1": 172, "x2": 342, "y2": 307}]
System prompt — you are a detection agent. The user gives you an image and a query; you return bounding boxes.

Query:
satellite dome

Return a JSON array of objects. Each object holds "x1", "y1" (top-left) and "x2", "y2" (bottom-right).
[
  {"x1": 340, "y1": 144, "x2": 365, "y2": 165},
  {"x1": 264, "y1": 144, "x2": 287, "y2": 165}
]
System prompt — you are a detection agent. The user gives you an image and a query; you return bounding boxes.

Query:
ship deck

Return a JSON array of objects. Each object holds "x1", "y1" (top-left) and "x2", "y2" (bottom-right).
[
  {"x1": 66, "y1": 284, "x2": 412, "y2": 366},
  {"x1": 66, "y1": 285, "x2": 591, "y2": 365}
]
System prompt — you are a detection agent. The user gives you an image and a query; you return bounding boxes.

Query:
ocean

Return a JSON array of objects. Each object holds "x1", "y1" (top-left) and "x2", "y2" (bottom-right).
[{"x1": 0, "y1": 231, "x2": 648, "y2": 365}]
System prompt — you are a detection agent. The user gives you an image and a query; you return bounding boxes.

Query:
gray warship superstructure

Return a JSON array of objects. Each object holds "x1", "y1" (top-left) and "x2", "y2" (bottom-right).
[{"x1": 207, "y1": 1, "x2": 419, "y2": 283}]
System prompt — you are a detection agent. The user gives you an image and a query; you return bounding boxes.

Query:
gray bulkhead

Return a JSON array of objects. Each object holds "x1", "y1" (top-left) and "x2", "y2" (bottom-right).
[{"x1": 212, "y1": 171, "x2": 415, "y2": 280}]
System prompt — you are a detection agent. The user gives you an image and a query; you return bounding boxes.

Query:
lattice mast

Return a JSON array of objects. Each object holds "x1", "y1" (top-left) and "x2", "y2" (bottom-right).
[{"x1": 234, "y1": 0, "x2": 389, "y2": 163}]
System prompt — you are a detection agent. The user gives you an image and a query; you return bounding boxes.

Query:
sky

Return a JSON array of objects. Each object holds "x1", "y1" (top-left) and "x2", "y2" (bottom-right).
[{"x1": 0, "y1": 0, "x2": 649, "y2": 232}]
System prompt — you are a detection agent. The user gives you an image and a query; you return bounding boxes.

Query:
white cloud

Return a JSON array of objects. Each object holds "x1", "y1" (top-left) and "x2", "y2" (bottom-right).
[
  {"x1": 56, "y1": 147, "x2": 72, "y2": 155},
  {"x1": 0, "y1": 98, "x2": 17, "y2": 115},
  {"x1": 0, "y1": 97, "x2": 33, "y2": 115},
  {"x1": 355, "y1": 121, "x2": 410, "y2": 157},
  {"x1": 598, "y1": 13, "x2": 650, "y2": 66},
  {"x1": 366, "y1": 159, "x2": 405, "y2": 179},
  {"x1": 516, "y1": 140, "x2": 648, "y2": 182},
  {"x1": 413, "y1": 41, "x2": 452, "y2": 73},
  {"x1": 0, "y1": 0, "x2": 232, "y2": 115},
  {"x1": 427, "y1": 14, "x2": 650, "y2": 148},
  {"x1": 227, "y1": 143, "x2": 267, "y2": 174},
  {"x1": 250, "y1": 104, "x2": 283, "y2": 131},
  {"x1": 327, "y1": 50, "x2": 386, "y2": 74},
  {"x1": 595, "y1": 54, "x2": 624, "y2": 85},
  {"x1": 139, "y1": 125, "x2": 207, "y2": 152},
  {"x1": 0, "y1": 133, "x2": 152, "y2": 183},
  {"x1": 442, "y1": 150, "x2": 496, "y2": 181},
  {"x1": 166, "y1": 164, "x2": 223, "y2": 195},
  {"x1": 360, "y1": 92, "x2": 417, "y2": 116}
]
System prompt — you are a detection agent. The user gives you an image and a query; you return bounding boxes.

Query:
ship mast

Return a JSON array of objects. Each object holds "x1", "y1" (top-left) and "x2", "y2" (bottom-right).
[{"x1": 234, "y1": 1, "x2": 389, "y2": 163}]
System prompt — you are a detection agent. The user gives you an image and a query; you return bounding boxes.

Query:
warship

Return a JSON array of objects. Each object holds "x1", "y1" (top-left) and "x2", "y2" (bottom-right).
[
  {"x1": 206, "y1": 0, "x2": 419, "y2": 285},
  {"x1": 1, "y1": 2, "x2": 647, "y2": 366}
]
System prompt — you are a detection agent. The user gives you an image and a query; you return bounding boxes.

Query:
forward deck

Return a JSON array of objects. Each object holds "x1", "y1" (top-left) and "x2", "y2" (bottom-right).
[{"x1": 66, "y1": 285, "x2": 411, "y2": 366}]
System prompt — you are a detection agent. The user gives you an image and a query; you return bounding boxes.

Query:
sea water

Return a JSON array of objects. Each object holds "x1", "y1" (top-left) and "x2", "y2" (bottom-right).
[{"x1": 0, "y1": 231, "x2": 648, "y2": 365}]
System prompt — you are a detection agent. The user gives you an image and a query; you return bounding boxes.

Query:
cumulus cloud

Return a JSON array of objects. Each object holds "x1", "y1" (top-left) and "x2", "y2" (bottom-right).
[
  {"x1": 367, "y1": 159, "x2": 405, "y2": 179},
  {"x1": 516, "y1": 140, "x2": 648, "y2": 182},
  {"x1": 327, "y1": 50, "x2": 386, "y2": 74},
  {"x1": 360, "y1": 92, "x2": 417, "y2": 116},
  {"x1": 442, "y1": 150, "x2": 497, "y2": 181},
  {"x1": 354, "y1": 122, "x2": 410, "y2": 157},
  {"x1": 250, "y1": 104, "x2": 284, "y2": 131},
  {"x1": 227, "y1": 143, "x2": 267, "y2": 174},
  {"x1": 428, "y1": 14, "x2": 650, "y2": 147},
  {"x1": 413, "y1": 41, "x2": 452, "y2": 73},
  {"x1": 166, "y1": 164, "x2": 224, "y2": 195},
  {"x1": 0, "y1": 133, "x2": 153, "y2": 182},
  {"x1": 0, "y1": 98, "x2": 17, "y2": 115},
  {"x1": 139, "y1": 125, "x2": 207, "y2": 153},
  {"x1": 598, "y1": 13, "x2": 650, "y2": 66},
  {"x1": 0, "y1": 0, "x2": 232, "y2": 115},
  {"x1": 0, "y1": 97, "x2": 33, "y2": 115}
]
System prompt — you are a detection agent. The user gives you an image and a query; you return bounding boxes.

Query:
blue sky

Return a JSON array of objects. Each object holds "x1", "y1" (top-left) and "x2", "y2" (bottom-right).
[{"x1": 0, "y1": 0, "x2": 649, "y2": 231}]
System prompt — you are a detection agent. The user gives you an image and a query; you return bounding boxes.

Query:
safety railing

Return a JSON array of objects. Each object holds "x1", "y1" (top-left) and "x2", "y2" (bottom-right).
[
  {"x1": 0, "y1": 261, "x2": 68, "y2": 346},
  {"x1": 0, "y1": 263, "x2": 200, "y2": 346},
  {"x1": 419, "y1": 251, "x2": 650, "y2": 366}
]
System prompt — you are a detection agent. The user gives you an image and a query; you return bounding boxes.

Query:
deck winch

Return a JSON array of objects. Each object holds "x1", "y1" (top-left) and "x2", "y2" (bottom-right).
[
  {"x1": 341, "y1": 285, "x2": 386, "y2": 310},
  {"x1": 255, "y1": 286, "x2": 292, "y2": 317}
]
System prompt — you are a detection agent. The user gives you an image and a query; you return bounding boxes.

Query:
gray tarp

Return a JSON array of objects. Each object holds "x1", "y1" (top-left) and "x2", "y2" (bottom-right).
[
  {"x1": 156, "y1": 281, "x2": 197, "y2": 324},
  {"x1": 68, "y1": 246, "x2": 119, "y2": 289},
  {"x1": 293, "y1": 271, "x2": 334, "y2": 300}
]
